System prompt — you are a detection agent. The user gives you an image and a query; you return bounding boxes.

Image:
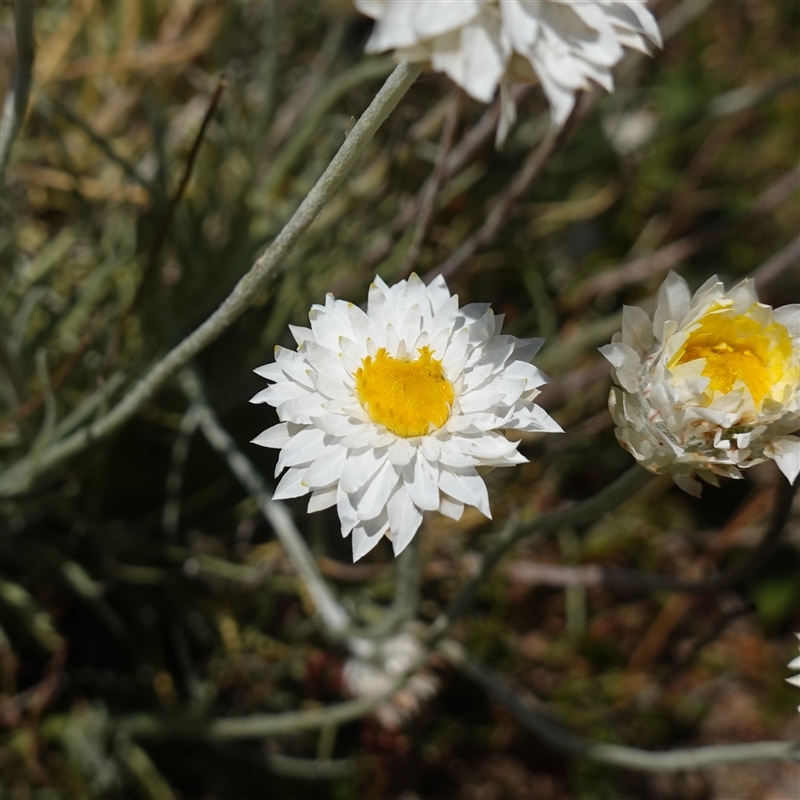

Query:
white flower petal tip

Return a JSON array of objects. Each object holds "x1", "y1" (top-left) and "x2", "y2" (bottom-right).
[
  {"x1": 354, "y1": 0, "x2": 662, "y2": 137},
  {"x1": 789, "y1": 634, "x2": 800, "y2": 712},
  {"x1": 601, "y1": 272, "x2": 800, "y2": 493},
  {"x1": 251, "y1": 275, "x2": 559, "y2": 562}
]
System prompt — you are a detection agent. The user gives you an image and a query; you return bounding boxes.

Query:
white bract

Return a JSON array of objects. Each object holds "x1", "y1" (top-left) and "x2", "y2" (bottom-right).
[
  {"x1": 600, "y1": 272, "x2": 800, "y2": 496},
  {"x1": 343, "y1": 633, "x2": 438, "y2": 729},
  {"x1": 788, "y1": 634, "x2": 800, "y2": 713},
  {"x1": 251, "y1": 274, "x2": 560, "y2": 561},
  {"x1": 354, "y1": 0, "x2": 661, "y2": 140}
]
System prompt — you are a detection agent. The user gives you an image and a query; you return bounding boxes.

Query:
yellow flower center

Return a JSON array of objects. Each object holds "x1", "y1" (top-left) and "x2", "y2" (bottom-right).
[
  {"x1": 672, "y1": 309, "x2": 792, "y2": 406},
  {"x1": 355, "y1": 346, "x2": 454, "y2": 437}
]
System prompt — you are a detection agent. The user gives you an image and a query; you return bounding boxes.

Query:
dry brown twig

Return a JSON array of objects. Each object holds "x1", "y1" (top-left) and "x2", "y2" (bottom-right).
[
  {"x1": 398, "y1": 88, "x2": 462, "y2": 278},
  {"x1": 507, "y1": 478, "x2": 796, "y2": 598},
  {"x1": 567, "y1": 166, "x2": 800, "y2": 309}
]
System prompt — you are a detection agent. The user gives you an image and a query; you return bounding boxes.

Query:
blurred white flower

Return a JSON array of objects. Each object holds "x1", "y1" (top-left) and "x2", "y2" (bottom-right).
[
  {"x1": 599, "y1": 272, "x2": 800, "y2": 496},
  {"x1": 251, "y1": 274, "x2": 560, "y2": 561},
  {"x1": 602, "y1": 107, "x2": 657, "y2": 155},
  {"x1": 354, "y1": 0, "x2": 662, "y2": 140},
  {"x1": 788, "y1": 633, "x2": 800, "y2": 713},
  {"x1": 343, "y1": 633, "x2": 438, "y2": 729}
]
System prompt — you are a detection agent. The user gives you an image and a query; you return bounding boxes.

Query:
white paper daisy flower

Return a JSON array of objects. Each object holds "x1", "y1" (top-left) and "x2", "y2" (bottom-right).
[
  {"x1": 251, "y1": 274, "x2": 561, "y2": 561},
  {"x1": 599, "y1": 272, "x2": 800, "y2": 496},
  {"x1": 788, "y1": 633, "x2": 800, "y2": 713},
  {"x1": 354, "y1": 0, "x2": 662, "y2": 140}
]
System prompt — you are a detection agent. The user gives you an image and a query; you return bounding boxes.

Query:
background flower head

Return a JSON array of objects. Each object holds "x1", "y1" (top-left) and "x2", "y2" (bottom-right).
[
  {"x1": 600, "y1": 272, "x2": 800, "y2": 496},
  {"x1": 355, "y1": 0, "x2": 662, "y2": 139},
  {"x1": 251, "y1": 274, "x2": 561, "y2": 560}
]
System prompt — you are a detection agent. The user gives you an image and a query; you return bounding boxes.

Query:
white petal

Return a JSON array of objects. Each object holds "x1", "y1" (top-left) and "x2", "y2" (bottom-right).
[
  {"x1": 276, "y1": 426, "x2": 327, "y2": 473},
  {"x1": 253, "y1": 361, "x2": 284, "y2": 383},
  {"x1": 427, "y1": 274, "x2": 453, "y2": 315},
  {"x1": 598, "y1": 342, "x2": 641, "y2": 393},
  {"x1": 387, "y1": 486, "x2": 423, "y2": 556},
  {"x1": 439, "y1": 493, "x2": 464, "y2": 520},
  {"x1": 355, "y1": 460, "x2": 399, "y2": 521},
  {"x1": 308, "y1": 485, "x2": 337, "y2": 513},
  {"x1": 303, "y1": 444, "x2": 350, "y2": 489},
  {"x1": 273, "y1": 468, "x2": 309, "y2": 500},
  {"x1": 251, "y1": 381, "x2": 308, "y2": 407},
  {"x1": 621, "y1": 304, "x2": 654, "y2": 354},
  {"x1": 352, "y1": 513, "x2": 390, "y2": 561},
  {"x1": 403, "y1": 453, "x2": 440, "y2": 511},
  {"x1": 337, "y1": 483, "x2": 359, "y2": 536},
  {"x1": 438, "y1": 467, "x2": 491, "y2": 518},
  {"x1": 653, "y1": 272, "x2": 691, "y2": 338},
  {"x1": 442, "y1": 327, "x2": 471, "y2": 380},
  {"x1": 775, "y1": 304, "x2": 800, "y2": 340},
  {"x1": 251, "y1": 422, "x2": 292, "y2": 449},
  {"x1": 769, "y1": 437, "x2": 800, "y2": 484},
  {"x1": 507, "y1": 403, "x2": 563, "y2": 433},
  {"x1": 673, "y1": 473, "x2": 703, "y2": 498},
  {"x1": 340, "y1": 446, "x2": 387, "y2": 494},
  {"x1": 388, "y1": 437, "x2": 416, "y2": 466},
  {"x1": 277, "y1": 392, "x2": 327, "y2": 423},
  {"x1": 313, "y1": 413, "x2": 360, "y2": 438}
]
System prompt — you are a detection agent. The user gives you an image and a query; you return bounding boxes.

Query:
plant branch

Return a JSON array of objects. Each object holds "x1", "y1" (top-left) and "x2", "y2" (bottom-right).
[
  {"x1": 426, "y1": 123, "x2": 564, "y2": 282},
  {"x1": 567, "y1": 167, "x2": 800, "y2": 309},
  {"x1": 427, "y1": 466, "x2": 653, "y2": 640},
  {"x1": 0, "y1": 61, "x2": 421, "y2": 496},
  {"x1": 354, "y1": 535, "x2": 420, "y2": 640},
  {"x1": 451, "y1": 645, "x2": 799, "y2": 771},
  {"x1": 122, "y1": 676, "x2": 404, "y2": 740},
  {"x1": 508, "y1": 477, "x2": 797, "y2": 595},
  {"x1": 178, "y1": 370, "x2": 351, "y2": 636}
]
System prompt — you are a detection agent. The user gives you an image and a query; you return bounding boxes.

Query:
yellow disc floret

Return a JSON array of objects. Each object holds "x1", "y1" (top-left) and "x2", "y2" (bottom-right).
[
  {"x1": 355, "y1": 346, "x2": 454, "y2": 437},
  {"x1": 671, "y1": 308, "x2": 793, "y2": 407}
]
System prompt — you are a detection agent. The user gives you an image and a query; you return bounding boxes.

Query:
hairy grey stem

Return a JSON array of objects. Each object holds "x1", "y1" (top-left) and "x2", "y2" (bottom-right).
[
  {"x1": 0, "y1": 62, "x2": 420, "y2": 497},
  {"x1": 122, "y1": 677, "x2": 404, "y2": 740},
  {"x1": 353, "y1": 534, "x2": 420, "y2": 640},
  {"x1": 264, "y1": 752, "x2": 355, "y2": 781},
  {"x1": 178, "y1": 370, "x2": 351, "y2": 636},
  {"x1": 452, "y1": 645, "x2": 799, "y2": 771}
]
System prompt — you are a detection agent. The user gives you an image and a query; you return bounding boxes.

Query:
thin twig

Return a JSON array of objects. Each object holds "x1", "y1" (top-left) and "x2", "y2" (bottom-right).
[
  {"x1": 121, "y1": 675, "x2": 406, "y2": 740},
  {"x1": 46, "y1": 95, "x2": 160, "y2": 198},
  {"x1": 398, "y1": 90, "x2": 462, "y2": 278},
  {"x1": 753, "y1": 233, "x2": 800, "y2": 294},
  {"x1": 1, "y1": 334, "x2": 92, "y2": 430},
  {"x1": 151, "y1": 75, "x2": 228, "y2": 268},
  {"x1": 508, "y1": 478, "x2": 797, "y2": 595},
  {"x1": 162, "y1": 405, "x2": 201, "y2": 540},
  {"x1": 452, "y1": 646, "x2": 799, "y2": 771},
  {"x1": 0, "y1": 0, "x2": 35, "y2": 180},
  {"x1": 567, "y1": 167, "x2": 800, "y2": 308},
  {"x1": 178, "y1": 370, "x2": 351, "y2": 637},
  {"x1": 109, "y1": 75, "x2": 228, "y2": 365},
  {"x1": 362, "y1": 85, "x2": 532, "y2": 271},
  {"x1": 0, "y1": 62, "x2": 421, "y2": 496},
  {"x1": 427, "y1": 124, "x2": 564, "y2": 282},
  {"x1": 427, "y1": 466, "x2": 653, "y2": 641}
]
